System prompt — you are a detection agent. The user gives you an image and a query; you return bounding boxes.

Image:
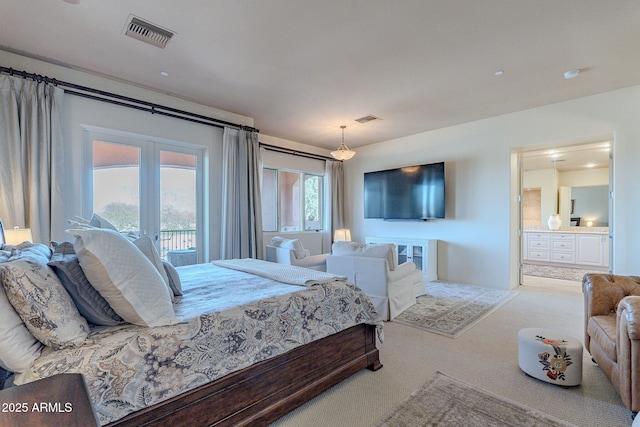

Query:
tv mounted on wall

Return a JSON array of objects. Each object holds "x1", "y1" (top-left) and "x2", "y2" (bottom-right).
[{"x1": 364, "y1": 161, "x2": 445, "y2": 220}]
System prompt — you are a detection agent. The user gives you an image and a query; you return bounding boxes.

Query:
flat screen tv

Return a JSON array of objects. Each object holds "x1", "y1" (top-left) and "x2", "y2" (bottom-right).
[{"x1": 364, "y1": 161, "x2": 445, "y2": 220}]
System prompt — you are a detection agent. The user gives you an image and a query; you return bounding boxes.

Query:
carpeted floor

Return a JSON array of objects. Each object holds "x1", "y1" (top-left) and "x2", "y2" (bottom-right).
[
  {"x1": 374, "y1": 371, "x2": 578, "y2": 426},
  {"x1": 271, "y1": 281, "x2": 632, "y2": 427},
  {"x1": 393, "y1": 282, "x2": 517, "y2": 338}
]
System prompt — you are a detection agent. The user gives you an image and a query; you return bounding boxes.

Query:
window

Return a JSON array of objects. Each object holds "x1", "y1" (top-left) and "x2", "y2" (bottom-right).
[
  {"x1": 85, "y1": 129, "x2": 204, "y2": 265},
  {"x1": 262, "y1": 168, "x2": 324, "y2": 232}
]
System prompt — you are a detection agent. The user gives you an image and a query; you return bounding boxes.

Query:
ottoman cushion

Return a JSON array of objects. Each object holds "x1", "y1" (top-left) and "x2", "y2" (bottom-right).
[{"x1": 518, "y1": 328, "x2": 583, "y2": 386}]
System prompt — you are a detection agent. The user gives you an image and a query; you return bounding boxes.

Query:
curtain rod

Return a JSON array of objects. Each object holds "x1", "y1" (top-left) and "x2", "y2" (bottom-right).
[
  {"x1": 0, "y1": 66, "x2": 259, "y2": 133},
  {"x1": 259, "y1": 142, "x2": 336, "y2": 162}
]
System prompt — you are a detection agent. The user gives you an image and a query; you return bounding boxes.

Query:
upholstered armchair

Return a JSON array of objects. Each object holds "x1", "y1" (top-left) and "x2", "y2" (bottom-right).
[
  {"x1": 326, "y1": 241, "x2": 423, "y2": 321},
  {"x1": 265, "y1": 236, "x2": 328, "y2": 271},
  {"x1": 583, "y1": 273, "x2": 640, "y2": 413}
]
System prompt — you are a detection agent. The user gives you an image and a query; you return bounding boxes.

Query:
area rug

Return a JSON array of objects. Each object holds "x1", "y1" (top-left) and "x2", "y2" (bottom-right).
[
  {"x1": 393, "y1": 282, "x2": 517, "y2": 338},
  {"x1": 522, "y1": 263, "x2": 593, "y2": 282},
  {"x1": 373, "y1": 372, "x2": 577, "y2": 427}
]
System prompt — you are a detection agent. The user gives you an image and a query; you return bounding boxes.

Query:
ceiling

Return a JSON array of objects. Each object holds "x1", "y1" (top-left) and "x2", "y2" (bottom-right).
[
  {"x1": 522, "y1": 142, "x2": 611, "y2": 172},
  {"x1": 1, "y1": 1, "x2": 639, "y2": 150}
]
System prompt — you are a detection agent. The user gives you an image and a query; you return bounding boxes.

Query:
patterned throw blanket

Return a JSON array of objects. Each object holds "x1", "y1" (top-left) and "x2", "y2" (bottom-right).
[{"x1": 23, "y1": 262, "x2": 382, "y2": 425}]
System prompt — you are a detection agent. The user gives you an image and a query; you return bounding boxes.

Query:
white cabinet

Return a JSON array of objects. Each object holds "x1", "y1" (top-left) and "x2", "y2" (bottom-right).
[
  {"x1": 523, "y1": 231, "x2": 608, "y2": 268},
  {"x1": 365, "y1": 237, "x2": 438, "y2": 281},
  {"x1": 576, "y1": 234, "x2": 609, "y2": 267}
]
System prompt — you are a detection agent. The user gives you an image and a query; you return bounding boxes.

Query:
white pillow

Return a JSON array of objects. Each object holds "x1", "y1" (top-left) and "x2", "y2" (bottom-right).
[
  {"x1": 88, "y1": 213, "x2": 118, "y2": 231},
  {"x1": 0, "y1": 281, "x2": 42, "y2": 372},
  {"x1": 131, "y1": 236, "x2": 174, "y2": 302},
  {"x1": 68, "y1": 228, "x2": 178, "y2": 327},
  {"x1": 331, "y1": 241, "x2": 397, "y2": 271},
  {"x1": 271, "y1": 236, "x2": 306, "y2": 259}
]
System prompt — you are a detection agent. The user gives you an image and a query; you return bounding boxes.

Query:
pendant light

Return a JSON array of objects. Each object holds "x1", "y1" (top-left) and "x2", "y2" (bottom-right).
[{"x1": 330, "y1": 125, "x2": 356, "y2": 161}]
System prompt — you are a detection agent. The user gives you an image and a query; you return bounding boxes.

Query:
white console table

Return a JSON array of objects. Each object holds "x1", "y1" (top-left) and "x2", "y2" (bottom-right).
[{"x1": 366, "y1": 237, "x2": 438, "y2": 281}]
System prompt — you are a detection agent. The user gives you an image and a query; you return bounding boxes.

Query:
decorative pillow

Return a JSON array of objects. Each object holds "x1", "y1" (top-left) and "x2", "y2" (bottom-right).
[
  {"x1": 69, "y1": 228, "x2": 177, "y2": 327},
  {"x1": 162, "y1": 260, "x2": 183, "y2": 296},
  {"x1": 50, "y1": 241, "x2": 76, "y2": 255},
  {"x1": 48, "y1": 252, "x2": 125, "y2": 326},
  {"x1": 131, "y1": 236, "x2": 174, "y2": 301},
  {"x1": 0, "y1": 260, "x2": 89, "y2": 350},
  {"x1": 0, "y1": 281, "x2": 43, "y2": 373},
  {"x1": 2, "y1": 242, "x2": 52, "y2": 266},
  {"x1": 331, "y1": 241, "x2": 397, "y2": 271},
  {"x1": 271, "y1": 236, "x2": 306, "y2": 259},
  {"x1": 88, "y1": 213, "x2": 118, "y2": 231}
]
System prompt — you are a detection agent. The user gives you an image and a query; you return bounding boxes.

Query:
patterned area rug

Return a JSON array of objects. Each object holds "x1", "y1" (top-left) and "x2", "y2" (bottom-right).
[
  {"x1": 393, "y1": 282, "x2": 517, "y2": 338},
  {"x1": 522, "y1": 263, "x2": 593, "y2": 282},
  {"x1": 374, "y1": 372, "x2": 577, "y2": 427}
]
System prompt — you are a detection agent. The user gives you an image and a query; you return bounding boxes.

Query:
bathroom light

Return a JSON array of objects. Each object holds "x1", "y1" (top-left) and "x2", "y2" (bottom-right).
[{"x1": 563, "y1": 69, "x2": 580, "y2": 79}]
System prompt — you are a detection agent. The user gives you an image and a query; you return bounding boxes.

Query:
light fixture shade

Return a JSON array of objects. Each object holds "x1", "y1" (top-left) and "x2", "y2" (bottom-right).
[
  {"x1": 331, "y1": 125, "x2": 356, "y2": 160},
  {"x1": 334, "y1": 229, "x2": 351, "y2": 242},
  {"x1": 5, "y1": 228, "x2": 33, "y2": 245},
  {"x1": 330, "y1": 146, "x2": 356, "y2": 161}
]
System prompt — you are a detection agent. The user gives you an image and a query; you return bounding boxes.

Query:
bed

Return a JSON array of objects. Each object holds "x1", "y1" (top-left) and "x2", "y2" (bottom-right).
[{"x1": 0, "y1": 240, "x2": 383, "y2": 427}]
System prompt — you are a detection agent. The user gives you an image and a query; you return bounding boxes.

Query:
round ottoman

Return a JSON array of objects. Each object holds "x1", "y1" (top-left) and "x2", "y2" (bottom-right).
[{"x1": 518, "y1": 328, "x2": 582, "y2": 386}]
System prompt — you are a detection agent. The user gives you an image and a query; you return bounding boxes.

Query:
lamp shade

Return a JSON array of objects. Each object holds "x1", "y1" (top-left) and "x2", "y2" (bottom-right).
[
  {"x1": 334, "y1": 229, "x2": 351, "y2": 242},
  {"x1": 5, "y1": 228, "x2": 33, "y2": 245}
]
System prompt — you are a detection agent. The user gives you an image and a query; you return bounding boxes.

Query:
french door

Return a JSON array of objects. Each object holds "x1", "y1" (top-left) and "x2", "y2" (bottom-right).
[{"x1": 83, "y1": 128, "x2": 205, "y2": 265}]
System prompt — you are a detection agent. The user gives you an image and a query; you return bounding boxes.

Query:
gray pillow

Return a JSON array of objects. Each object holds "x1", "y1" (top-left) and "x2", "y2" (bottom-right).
[
  {"x1": 48, "y1": 252, "x2": 125, "y2": 326},
  {"x1": 162, "y1": 260, "x2": 182, "y2": 296}
]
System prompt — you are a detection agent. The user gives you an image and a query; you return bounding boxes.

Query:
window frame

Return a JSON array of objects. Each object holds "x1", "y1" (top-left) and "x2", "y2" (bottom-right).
[
  {"x1": 81, "y1": 126, "x2": 206, "y2": 262},
  {"x1": 262, "y1": 167, "x2": 325, "y2": 233}
]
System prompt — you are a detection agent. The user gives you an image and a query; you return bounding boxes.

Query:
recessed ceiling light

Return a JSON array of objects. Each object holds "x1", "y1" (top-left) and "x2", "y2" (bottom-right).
[
  {"x1": 585, "y1": 163, "x2": 596, "y2": 168},
  {"x1": 160, "y1": 71, "x2": 169, "y2": 77},
  {"x1": 563, "y1": 69, "x2": 580, "y2": 79},
  {"x1": 494, "y1": 70, "x2": 504, "y2": 76}
]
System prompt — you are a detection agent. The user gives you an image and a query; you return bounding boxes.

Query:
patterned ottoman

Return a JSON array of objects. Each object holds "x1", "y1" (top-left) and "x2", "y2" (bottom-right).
[{"x1": 518, "y1": 328, "x2": 582, "y2": 386}]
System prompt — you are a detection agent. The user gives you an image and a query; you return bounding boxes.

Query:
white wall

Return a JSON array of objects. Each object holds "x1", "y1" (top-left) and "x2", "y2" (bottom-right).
[
  {"x1": 345, "y1": 85, "x2": 640, "y2": 289},
  {"x1": 523, "y1": 168, "x2": 558, "y2": 225},
  {"x1": 560, "y1": 167, "x2": 609, "y2": 188}
]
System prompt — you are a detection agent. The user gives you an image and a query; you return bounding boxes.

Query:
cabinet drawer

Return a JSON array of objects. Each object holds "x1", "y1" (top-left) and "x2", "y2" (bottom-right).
[
  {"x1": 551, "y1": 233, "x2": 576, "y2": 240},
  {"x1": 528, "y1": 239, "x2": 549, "y2": 249},
  {"x1": 527, "y1": 233, "x2": 550, "y2": 239},
  {"x1": 551, "y1": 252, "x2": 576, "y2": 263},
  {"x1": 552, "y1": 240, "x2": 575, "y2": 251},
  {"x1": 527, "y1": 250, "x2": 550, "y2": 261}
]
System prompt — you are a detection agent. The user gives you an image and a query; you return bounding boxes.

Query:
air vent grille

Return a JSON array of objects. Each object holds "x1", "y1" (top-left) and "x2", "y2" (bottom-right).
[
  {"x1": 355, "y1": 114, "x2": 381, "y2": 124},
  {"x1": 125, "y1": 16, "x2": 174, "y2": 48}
]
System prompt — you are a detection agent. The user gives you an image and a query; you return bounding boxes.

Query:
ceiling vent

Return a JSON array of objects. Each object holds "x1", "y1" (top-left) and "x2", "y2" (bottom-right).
[
  {"x1": 125, "y1": 16, "x2": 175, "y2": 48},
  {"x1": 354, "y1": 114, "x2": 382, "y2": 124}
]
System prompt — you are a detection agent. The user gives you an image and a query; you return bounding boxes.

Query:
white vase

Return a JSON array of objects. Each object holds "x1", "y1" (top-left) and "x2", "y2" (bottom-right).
[{"x1": 548, "y1": 214, "x2": 561, "y2": 230}]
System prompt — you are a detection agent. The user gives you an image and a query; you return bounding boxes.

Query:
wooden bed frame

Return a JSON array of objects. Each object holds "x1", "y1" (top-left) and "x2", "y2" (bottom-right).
[{"x1": 107, "y1": 323, "x2": 381, "y2": 426}]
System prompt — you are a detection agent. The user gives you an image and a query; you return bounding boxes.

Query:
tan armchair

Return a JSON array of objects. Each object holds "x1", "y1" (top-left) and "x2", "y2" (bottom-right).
[{"x1": 583, "y1": 273, "x2": 640, "y2": 413}]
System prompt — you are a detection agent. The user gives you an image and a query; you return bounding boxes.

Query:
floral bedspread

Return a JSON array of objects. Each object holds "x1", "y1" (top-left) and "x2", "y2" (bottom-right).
[{"x1": 24, "y1": 262, "x2": 383, "y2": 425}]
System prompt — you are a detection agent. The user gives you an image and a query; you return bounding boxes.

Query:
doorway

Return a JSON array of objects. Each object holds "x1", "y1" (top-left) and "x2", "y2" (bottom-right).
[{"x1": 517, "y1": 140, "x2": 613, "y2": 287}]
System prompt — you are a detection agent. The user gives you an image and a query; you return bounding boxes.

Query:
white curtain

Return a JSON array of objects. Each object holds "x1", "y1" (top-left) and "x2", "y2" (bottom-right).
[
  {"x1": 0, "y1": 75, "x2": 64, "y2": 243},
  {"x1": 220, "y1": 128, "x2": 263, "y2": 259},
  {"x1": 325, "y1": 159, "x2": 345, "y2": 238}
]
